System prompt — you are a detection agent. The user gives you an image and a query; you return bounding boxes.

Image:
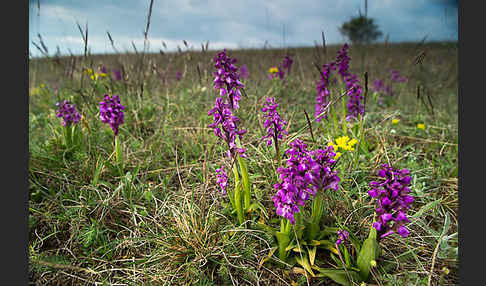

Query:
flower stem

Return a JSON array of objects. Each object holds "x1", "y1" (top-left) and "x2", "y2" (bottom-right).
[
  {"x1": 341, "y1": 92, "x2": 348, "y2": 134},
  {"x1": 350, "y1": 114, "x2": 365, "y2": 174},
  {"x1": 273, "y1": 131, "x2": 281, "y2": 167},
  {"x1": 64, "y1": 125, "x2": 73, "y2": 149},
  {"x1": 115, "y1": 135, "x2": 123, "y2": 175},
  {"x1": 233, "y1": 162, "x2": 245, "y2": 225}
]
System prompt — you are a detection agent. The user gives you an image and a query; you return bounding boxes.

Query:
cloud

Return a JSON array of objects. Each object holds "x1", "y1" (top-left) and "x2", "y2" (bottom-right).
[{"x1": 29, "y1": 0, "x2": 458, "y2": 57}]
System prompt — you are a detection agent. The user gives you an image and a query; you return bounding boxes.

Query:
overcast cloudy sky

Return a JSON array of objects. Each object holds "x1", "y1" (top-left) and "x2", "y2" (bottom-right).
[{"x1": 28, "y1": 0, "x2": 458, "y2": 57}]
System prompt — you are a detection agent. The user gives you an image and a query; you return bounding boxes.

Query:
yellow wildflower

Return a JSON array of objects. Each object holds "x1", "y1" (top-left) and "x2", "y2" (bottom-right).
[
  {"x1": 334, "y1": 152, "x2": 342, "y2": 159},
  {"x1": 268, "y1": 67, "x2": 279, "y2": 73},
  {"x1": 335, "y1": 136, "x2": 349, "y2": 148},
  {"x1": 417, "y1": 123, "x2": 425, "y2": 130},
  {"x1": 392, "y1": 118, "x2": 400, "y2": 124},
  {"x1": 98, "y1": 72, "x2": 108, "y2": 78},
  {"x1": 348, "y1": 138, "x2": 358, "y2": 147},
  {"x1": 329, "y1": 136, "x2": 358, "y2": 153},
  {"x1": 334, "y1": 136, "x2": 357, "y2": 151},
  {"x1": 84, "y1": 68, "x2": 93, "y2": 75}
]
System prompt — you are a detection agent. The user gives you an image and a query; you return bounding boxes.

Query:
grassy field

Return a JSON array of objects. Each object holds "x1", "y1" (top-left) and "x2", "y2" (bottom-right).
[{"x1": 29, "y1": 41, "x2": 458, "y2": 285}]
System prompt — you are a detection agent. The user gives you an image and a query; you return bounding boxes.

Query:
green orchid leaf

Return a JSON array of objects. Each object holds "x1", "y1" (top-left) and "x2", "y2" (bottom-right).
[
  {"x1": 248, "y1": 201, "x2": 268, "y2": 219},
  {"x1": 295, "y1": 253, "x2": 315, "y2": 277},
  {"x1": 356, "y1": 229, "x2": 379, "y2": 281},
  {"x1": 306, "y1": 221, "x2": 321, "y2": 241},
  {"x1": 317, "y1": 268, "x2": 362, "y2": 286},
  {"x1": 259, "y1": 247, "x2": 277, "y2": 268},
  {"x1": 307, "y1": 246, "x2": 317, "y2": 266},
  {"x1": 316, "y1": 240, "x2": 339, "y2": 255},
  {"x1": 291, "y1": 246, "x2": 305, "y2": 253},
  {"x1": 320, "y1": 226, "x2": 339, "y2": 238},
  {"x1": 275, "y1": 231, "x2": 291, "y2": 262},
  {"x1": 236, "y1": 155, "x2": 251, "y2": 211}
]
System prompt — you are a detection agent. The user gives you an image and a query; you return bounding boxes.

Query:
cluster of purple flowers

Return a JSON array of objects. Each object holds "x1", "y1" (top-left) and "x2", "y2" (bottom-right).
[
  {"x1": 113, "y1": 69, "x2": 122, "y2": 81},
  {"x1": 336, "y1": 229, "x2": 349, "y2": 245},
  {"x1": 269, "y1": 55, "x2": 293, "y2": 81},
  {"x1": 372, "y1": 79, "x2": 384, "y2": 93},
  {"x1": 372, "y1": 79, "x2": 395, "y2": 102},
  {"x1": 208, "y1": 97, "x2": 247, "y2": 158},
  {"x1": 391, "y1": 69, "x2": 408, "y2": 83},
  {"x1": 315, "y1": 63, "x2": 336, "y2": 121},
  {"x1": 56, "y1": 100, "x2": 81, "y2": 127},
  {"x1": 261, "y1": 97, "x2": 287, "y2": 146},
  {"x1": 314, "y1": 44, "x2": 364, "y2": 121},
  {"x1": 335, "y1": 45, "x2": 364, "y2": 121},
  {"x1": 215, "y1": 167, "x2": 228, "y2": 195},
  {"x1": 344, "y1": 73, "x2": 365, "y2": 121},
  {"x1": 368, "y1": 164, "x2": 414, "y2": 239},
  {"x1": 281, "y1": 55, "x2": 293, "y2": 75},
  {"x1": 208, "y1": 50, "x2": 247, "y2": 158},
  {"x1": 213, "y1": 49, "x2": 245, "y2": 109},
  {"x1": 271, "y1": 139, "x2": 340, "y2": 224},
  {"x1": 99, "y1": 94, "x2": 125, "y2": 136},
  {"x1": 99, "y1": 65, "x2": 108, "y2": 74},
  {"x1": 240, "y1": 64, "x2": 249, "y2": 79},
  {"x1": 336, "y1": 44, "x2": 350, "y2": 78},
  {"x1": 176, "y1": 71, "x2": 183, "y2": 81},
  {"x1": 371, "y1": 69, "x2": 408, "y2": 104}
]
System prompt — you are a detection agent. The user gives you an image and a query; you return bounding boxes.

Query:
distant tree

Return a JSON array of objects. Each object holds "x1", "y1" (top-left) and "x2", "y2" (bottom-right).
[{"x1": 339, "y1": 14, "x2": 383, "y2": 45}]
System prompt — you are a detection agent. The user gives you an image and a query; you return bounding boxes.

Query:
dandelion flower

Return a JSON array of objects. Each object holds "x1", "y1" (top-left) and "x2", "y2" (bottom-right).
[
  {"x1": 417, "y1": 123, "x2": 425, "y2": 130},
  {"x1": 392, "y1": 119, "x2": 400, "y2": 124}
]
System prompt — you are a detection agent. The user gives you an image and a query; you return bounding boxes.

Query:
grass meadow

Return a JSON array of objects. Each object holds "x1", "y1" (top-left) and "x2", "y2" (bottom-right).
[{"x1": 28, "y1": 40, "x2": 458, "y2": 285}]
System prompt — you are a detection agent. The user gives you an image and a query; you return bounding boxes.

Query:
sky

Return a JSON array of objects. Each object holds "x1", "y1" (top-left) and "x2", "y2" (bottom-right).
[{"x1": 28, "y1": 0, "x2": 458, "y2": 57}]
